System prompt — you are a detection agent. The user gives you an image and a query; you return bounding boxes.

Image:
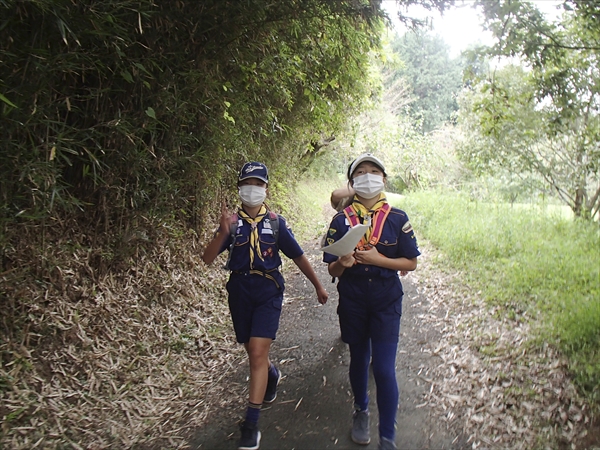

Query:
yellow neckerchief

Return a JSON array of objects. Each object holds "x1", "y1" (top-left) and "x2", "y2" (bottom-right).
[
  {"x1": 349, "y1": 193, "x2": 387, "y2": 243},
  {"x1": 237, "y1": 204, "x2": 268, "y2": 268}
]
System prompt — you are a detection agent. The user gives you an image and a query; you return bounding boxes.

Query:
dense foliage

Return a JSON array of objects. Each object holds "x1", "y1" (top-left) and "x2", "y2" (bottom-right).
[
  {"x1": 458, "y1": 0, "x2": 600, "y2": 220},
  {"x1": 319, "y1": 30, "x2": 466, "y2": 195},
  {"x1": 0, "y1": 0, "x2": 387, "y2": 239},
  {"x1": 389, "y1": 30, "x2": 463, "y2": 133}
]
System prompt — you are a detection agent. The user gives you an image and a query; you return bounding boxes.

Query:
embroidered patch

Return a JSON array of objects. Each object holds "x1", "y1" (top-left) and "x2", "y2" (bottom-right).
[
  {"x1": 402, "y1": 221, "x2": 413, "y2": 234},
  {"x1": 327, "y1": 238, "x2": 335, "y2": 245},
  {"x1": 328, "y1": 228, "x2": 336, "y2": 236},
  {"x1": 262, "y1": 228, "x2": 273, "y2": 235},
  {"x1": 262, "y1": 247, "x2": 273, "y2": 258},
  {"x1": 245, "y1": 164, "x2": 262, "y2": 174}
]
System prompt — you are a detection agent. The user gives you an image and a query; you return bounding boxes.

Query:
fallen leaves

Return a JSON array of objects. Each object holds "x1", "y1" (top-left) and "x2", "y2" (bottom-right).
[
  {"x1": 410, "y1": 246, "x2": 594, "y2": 449},
  {"x1": 1, "y1": 221, "x2": 596, "y2": 449},
  {"x1": 1, "y1": 223, "x2": 243, "y2": 449}
]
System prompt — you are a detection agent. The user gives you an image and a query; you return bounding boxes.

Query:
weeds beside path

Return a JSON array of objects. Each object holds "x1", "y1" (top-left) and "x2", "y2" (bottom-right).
[{"x1": 409, "y1": 247, "x2": 599, "y2": 450}]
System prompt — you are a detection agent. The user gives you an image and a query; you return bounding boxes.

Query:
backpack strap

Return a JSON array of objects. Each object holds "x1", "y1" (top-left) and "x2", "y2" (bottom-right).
[
  {"x1": 342, "y1": 203, "x2": 392, "y2": 250},
  {"x1": 223, "y1": 213, "x2": 239, "y2": 270},
  {"x1": 366, "y1": 203, "x2": 391, "y2": 248},
  {"x1": 267, "y1": 210, "x2": 279, "y2": 242},
  {"x1": 342, "y1": 205, "x2": 361, "y2": 227}
]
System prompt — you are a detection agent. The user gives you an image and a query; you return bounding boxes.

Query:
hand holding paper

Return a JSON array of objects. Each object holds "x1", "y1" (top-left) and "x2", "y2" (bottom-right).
[{"x1": 320, "y1": 224, "x2": 369, "y2": 257}]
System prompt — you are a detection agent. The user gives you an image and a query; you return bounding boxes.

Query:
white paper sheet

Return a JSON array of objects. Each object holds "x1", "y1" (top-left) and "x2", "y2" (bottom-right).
[{"x1": 320, "y1": 224, "x2": 369, "y2": 257}]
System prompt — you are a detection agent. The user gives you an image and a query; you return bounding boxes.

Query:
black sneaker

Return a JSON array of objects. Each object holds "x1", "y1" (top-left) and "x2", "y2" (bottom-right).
[
  {"x1": 351, "y1": 408, "x2": 371, "y2": 445},
  {"x1": 378, "y1": 437, "x2": 397, "y2": 450},
  {"x1": 238, "y1": 421, "x2": 261, "y2": 450},
  {"x1": 263, "y1": 366, "x2": 281, "y2": 404}
]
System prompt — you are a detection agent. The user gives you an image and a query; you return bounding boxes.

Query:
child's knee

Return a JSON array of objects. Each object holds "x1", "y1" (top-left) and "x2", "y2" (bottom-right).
[{"x1": 246, "y1": 338, "x2": 272, "y2": 362}]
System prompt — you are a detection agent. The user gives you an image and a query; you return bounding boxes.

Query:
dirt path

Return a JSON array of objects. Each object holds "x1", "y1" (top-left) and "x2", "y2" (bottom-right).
[{"x1": 190, "y1": 238, "x2": 465, "y2": 449}]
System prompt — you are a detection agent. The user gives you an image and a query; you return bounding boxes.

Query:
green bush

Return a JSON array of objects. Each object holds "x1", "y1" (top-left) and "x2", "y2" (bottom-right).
[{"x1": 0, "y1": 0, "x2": 384, "y2": 236}]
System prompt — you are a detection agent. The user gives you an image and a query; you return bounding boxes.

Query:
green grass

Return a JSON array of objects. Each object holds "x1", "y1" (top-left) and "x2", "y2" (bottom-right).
[
  {"x1": 281, "y1": 177, "x2": 341, "y2": 242},
  {"x1": 393, "y1": 190, "x2": 600, "y2": 405}
]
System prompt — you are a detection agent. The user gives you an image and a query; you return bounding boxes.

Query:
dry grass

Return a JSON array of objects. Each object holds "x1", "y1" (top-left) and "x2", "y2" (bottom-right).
[
  {"x1": 1, "y1": 219, "x2": 597, "y2": 449},
  {"x1": 1, "y1": 220, "x2": 243, "y2": 449},
  {"x1": 411, "y1": 246, "x2": 596, "y2": 449}
]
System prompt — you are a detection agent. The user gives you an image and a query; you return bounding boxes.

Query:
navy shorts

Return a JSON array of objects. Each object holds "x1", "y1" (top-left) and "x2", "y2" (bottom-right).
[
  {"x1": 336, "y1": 275, "x2": 403, "y2": 345},
  {"x1": 226, "y1": 271, "x2": 284, "y2": 343}
]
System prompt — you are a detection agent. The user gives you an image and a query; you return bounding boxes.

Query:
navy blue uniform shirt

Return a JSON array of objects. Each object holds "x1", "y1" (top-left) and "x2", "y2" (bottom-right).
[
  {"x1": 323, "y1": 206, "x2": 421, "y2": 278},
  {"x1": 219, "y1": 213, "x2": 303, "y2": 272}
]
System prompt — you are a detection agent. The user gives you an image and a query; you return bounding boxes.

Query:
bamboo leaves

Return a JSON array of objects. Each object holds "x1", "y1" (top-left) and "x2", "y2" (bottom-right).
[
  {"x1": 0, "y1": 0, "x2": 388, "y2": 226},
  {"x1": 0, "y1": 91, "x2": 17, "y2": 108}
]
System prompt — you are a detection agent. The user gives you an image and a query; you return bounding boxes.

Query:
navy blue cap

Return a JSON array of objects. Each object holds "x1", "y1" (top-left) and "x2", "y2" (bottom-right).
[{"x1": 238, "y1": 162, "x2": 269, "y2": 183}]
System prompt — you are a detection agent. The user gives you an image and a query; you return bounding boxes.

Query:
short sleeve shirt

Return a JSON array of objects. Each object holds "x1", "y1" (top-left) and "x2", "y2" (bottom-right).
[
  {"x1": 323, "y1": 206, "x2": 420, "y2": 278},
  {"x1": 219, "y1": 214, "x2": 303, "y2": 272}
]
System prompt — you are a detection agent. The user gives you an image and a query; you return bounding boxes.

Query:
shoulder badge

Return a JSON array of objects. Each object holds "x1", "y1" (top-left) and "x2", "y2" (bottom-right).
[{"x1": 402, "y1": 221, "x2": 413, "y2": 234}]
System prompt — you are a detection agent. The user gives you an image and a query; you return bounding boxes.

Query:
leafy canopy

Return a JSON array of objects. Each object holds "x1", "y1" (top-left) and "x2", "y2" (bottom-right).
[
  {"x1": 0, "y1": 0, "x2": 392, "y2": 231},
  {"x1": 390, "y1": 30, "x2": 463, "y2": 133},
  {"x1": 458, "y1": 0, "x2": 600, "y2": 219}
]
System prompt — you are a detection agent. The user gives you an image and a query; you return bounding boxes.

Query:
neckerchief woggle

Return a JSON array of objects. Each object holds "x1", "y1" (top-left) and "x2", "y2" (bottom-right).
[
  {"x1": 343, "y1": 193, "x2": 391, "y2": 250},
  {"x1": 237, "y1": 204, "x2": 267, "y2": 268}
]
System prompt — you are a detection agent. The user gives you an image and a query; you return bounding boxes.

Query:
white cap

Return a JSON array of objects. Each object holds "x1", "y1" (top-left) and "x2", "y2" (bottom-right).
[{"x1": 347, "y1": 153, "x2": 386, "y2": 179}]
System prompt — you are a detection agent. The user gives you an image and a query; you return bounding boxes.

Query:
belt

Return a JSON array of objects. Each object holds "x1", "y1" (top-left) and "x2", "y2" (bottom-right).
[{"x1": 231, "y1": 269, "x2": 281, "y2": 289}]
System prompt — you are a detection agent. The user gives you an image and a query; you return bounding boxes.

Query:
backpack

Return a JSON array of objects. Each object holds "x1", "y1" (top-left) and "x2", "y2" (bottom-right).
[{"x1": 223, "y1": 210, "x2": 280, "y2": 270}]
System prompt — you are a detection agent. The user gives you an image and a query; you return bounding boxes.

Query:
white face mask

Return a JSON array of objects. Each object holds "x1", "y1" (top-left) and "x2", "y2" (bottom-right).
[
  {"x1": 239, "y1": 185, "x2": 267, "y2": 207},
  {"x1": 352, "y1": 173, "x2": 385, "y2": 199}
]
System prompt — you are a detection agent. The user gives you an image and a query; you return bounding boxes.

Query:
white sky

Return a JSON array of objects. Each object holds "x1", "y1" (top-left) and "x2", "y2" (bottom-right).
[{"x1": 383, "y1": 0, "x2": 564, "y2": 57}]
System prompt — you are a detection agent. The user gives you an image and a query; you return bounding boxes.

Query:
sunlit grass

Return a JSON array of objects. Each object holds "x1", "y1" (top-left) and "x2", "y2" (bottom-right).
[
  {"x1": 282, "y1": 177, "x2": 340, "y2": 243},
  {"x1": 394, "y1": 190, "x2": 599, "y2": 404}
]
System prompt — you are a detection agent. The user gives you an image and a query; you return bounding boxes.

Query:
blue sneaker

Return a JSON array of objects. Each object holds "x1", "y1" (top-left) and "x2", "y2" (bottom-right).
[
  {"x1": 263, "y1": 366, "x2": 281, "y2": 404},
  {"x1": 238, "y1": 421, "x2": 261, "y2": 450}
]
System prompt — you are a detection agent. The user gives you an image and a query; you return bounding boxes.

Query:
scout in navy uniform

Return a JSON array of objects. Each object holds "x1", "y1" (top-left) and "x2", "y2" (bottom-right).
[
  {"x1": 202, "y1": 162, "x2": 328, "y2": 450},
  {"x1": 322, "y1": 153, "x2": 420, "y2": 450}
]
